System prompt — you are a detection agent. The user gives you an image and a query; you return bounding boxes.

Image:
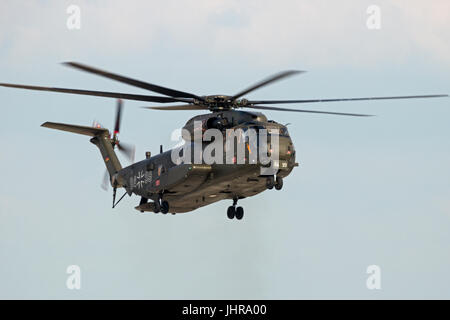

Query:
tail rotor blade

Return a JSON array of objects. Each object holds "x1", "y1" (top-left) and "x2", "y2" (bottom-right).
[
  {"x1": 92, "y1": 120, "x2": 104, "y2": 129},
  {"x1": 118, "y1": 142, "x2": 135, "y2": 163},
  {"x1": 113, "y1": 99, "x2": 123, "y2": 139},
  {"x1": 101, "y1": 169, "x2": 110, "y2": 191}
]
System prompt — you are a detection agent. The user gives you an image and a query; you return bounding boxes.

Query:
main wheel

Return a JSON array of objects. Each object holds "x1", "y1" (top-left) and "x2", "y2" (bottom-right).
[
  {"x1": 153, "y1": 201, "x2": 161, "y2": 213},
  {"x1": 275, "y1": 176, "x2": 283, "y2": 190},
  {"x1": 266, "y1": 176, "x2": 275, "y2": 189},
  {"x1": 227, "y1": 206, "x2": 236, "y2": 219},
  {"x1": 235, "y1": 206, "x2": 244, "y2": 220},
  {"x1": 161, "y1": 200, "x2": 169, "y2": 214}
]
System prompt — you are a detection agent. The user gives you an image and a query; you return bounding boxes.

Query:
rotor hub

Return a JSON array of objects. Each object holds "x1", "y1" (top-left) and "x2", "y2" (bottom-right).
[{"x1": 197, "y1": 95, "x2": 248, "y2": 111}]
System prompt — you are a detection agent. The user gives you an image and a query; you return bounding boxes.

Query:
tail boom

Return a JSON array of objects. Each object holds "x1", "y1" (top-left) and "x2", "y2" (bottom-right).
[{"x1": 41, "y1": 121, "x2": 122, "y2": 179}]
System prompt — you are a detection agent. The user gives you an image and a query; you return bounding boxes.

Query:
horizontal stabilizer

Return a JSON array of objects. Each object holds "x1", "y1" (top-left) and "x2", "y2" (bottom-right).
[{"x1": 41, "y1": 122, "x2": 109, "y2": 136}]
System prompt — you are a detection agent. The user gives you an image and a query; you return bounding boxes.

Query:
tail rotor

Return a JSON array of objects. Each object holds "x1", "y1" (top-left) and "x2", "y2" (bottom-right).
[
  {"x1": 111, "y1": 99, "x2": 135, "y2": 163},
  {"x1": 99, "y1": 99, "x2": 135, "y2": 190}
]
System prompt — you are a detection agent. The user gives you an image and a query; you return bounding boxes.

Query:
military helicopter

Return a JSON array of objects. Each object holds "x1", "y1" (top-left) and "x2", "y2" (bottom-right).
[{"x1": 1, "y1": 63, "x2": 447, "y2": 220}]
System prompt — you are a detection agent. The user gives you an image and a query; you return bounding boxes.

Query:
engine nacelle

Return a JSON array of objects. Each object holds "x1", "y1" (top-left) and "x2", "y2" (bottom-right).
[
  {"x1": 181, "y1": 110, "x2": 267, "y2": 141},
  {"x1": 182, "y1": 116, "x2": 229, "y2": 141},
  {"x1": 206, "y1": 117, "x2": 227, "y2": 130}
]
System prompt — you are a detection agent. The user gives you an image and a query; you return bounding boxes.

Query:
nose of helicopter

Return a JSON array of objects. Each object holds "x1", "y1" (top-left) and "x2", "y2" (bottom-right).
[{"x1": 277, "y1": 136, "x2": 295, "y2": 161}]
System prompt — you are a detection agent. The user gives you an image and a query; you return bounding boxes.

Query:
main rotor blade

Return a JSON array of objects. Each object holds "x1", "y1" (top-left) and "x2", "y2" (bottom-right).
[
  {"x1": 247, "y1": 105, "x2": 373, "y2": 117},
  {"x1": 231, "y1": 70, "x2": 305, "y2": 101},
  {"x1": 248, "y1": 94, "x2": 449, "y2": 105},
  {"x1": 63, "y1": 62, "x2": 201, "y2": 100},
  {"x1": 0, "y1": 83, "x2": 191, "y2": 103},
  {"x1": 142, "y1": 104, "x2": 208, "y2": 110}
]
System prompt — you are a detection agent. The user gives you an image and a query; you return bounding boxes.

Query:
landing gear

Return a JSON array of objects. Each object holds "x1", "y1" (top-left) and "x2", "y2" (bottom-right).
[
  {"x1": 267, "y1": 175, "x2": 283, "y2": 190},
  {"x1": 227, "y1": 206, "x2": 235, "y2": 219},
  {"x1": 266, "y1": 176, "x2": 275, "y2": 189},
  {"x1": 275, "y1": 176, "x2": 283, "y2": 190},
  {"x1": 153, "y1": 201, "x2": 161, "y2": 213},
  {"x1": 152, "y1": 193, "x2": 170, "y2": 214},
  {"x1": 139, "y1": 197, "x2": 148, "y2": 213},
  {"x1": 235, "y1": 206, "x2": 244, "y2": 220},
  {"x1": 227, "y1": 197, "x2": 244, "y2": 220},
  {"x1": 161, "y1": 200, "x2": 169, "y2": 214}
]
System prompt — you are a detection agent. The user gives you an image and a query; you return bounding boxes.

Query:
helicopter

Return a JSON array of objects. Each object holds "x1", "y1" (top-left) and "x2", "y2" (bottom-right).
[{"x1": 1, "y1": 62, "x2": 447, "y2": 220}]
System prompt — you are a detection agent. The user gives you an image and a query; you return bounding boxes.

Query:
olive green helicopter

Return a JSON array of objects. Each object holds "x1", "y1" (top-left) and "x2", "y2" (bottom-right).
[{"x1": 1, "y1": 63, "x2": 447, "y2": 220}]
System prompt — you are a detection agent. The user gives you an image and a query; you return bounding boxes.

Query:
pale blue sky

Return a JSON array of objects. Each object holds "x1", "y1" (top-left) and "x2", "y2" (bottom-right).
[{"x1": 0, "y1": 0, "x2": 449, "y2": 299}]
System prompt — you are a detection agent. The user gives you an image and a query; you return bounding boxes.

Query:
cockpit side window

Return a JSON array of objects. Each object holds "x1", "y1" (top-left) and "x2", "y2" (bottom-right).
[
  {"x1": 264, "y1": 126, "x2": 289, "y2": 137},
  {"x1": 280, "y1": 127, "x2": 289, "y2": 136}
]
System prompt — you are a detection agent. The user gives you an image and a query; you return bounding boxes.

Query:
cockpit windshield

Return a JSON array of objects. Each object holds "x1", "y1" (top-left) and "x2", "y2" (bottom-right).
[
  {"x1": 265, "y1": 126, "x2": 290, "y2": 137},
  {"x1": 241, "y1": 124, "x2": 289, "y2": 137},
  {"x1": 279, "y1": 127, "x2": 289, "y2": 136}
]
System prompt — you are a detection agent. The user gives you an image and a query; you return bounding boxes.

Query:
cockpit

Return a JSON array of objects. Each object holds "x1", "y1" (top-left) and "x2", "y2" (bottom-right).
[{"x1": 240, "y1": 123, "x2": 290, "y2": 137}]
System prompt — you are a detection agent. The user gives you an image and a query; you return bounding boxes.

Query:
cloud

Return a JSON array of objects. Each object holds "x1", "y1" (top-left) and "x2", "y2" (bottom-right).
[{"x1": 0, "y1": 0, "x2": 449, "y2": 68}]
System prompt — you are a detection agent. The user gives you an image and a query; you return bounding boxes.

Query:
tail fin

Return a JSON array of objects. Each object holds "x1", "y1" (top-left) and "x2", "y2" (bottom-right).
[{"x1": 41, "y1": 122, "x2": 122, "y2": 176}]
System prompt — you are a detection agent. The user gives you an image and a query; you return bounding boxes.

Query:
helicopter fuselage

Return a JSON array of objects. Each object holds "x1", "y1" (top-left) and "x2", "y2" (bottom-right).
[
  {"x1": 117, "y1": 111, "x2": 297, "y2": 213},
  {"x1": 4, "y1": 61, "x2": 446, "y2": 219}
]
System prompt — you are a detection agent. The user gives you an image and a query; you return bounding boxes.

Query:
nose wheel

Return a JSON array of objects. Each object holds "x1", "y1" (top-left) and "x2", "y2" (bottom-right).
[
  {"x1": 275, "y1": 176, "x2": 283, "y2": 190},
  {"x1": 266, "y1": 175, "x2": 283, "y2": 190},
  {"x1": 266, "y1": 176, "x2": 275, "y2": 189},
  {"x1": 227, "y1": 197, "x2": 244, "y2": 220}
]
